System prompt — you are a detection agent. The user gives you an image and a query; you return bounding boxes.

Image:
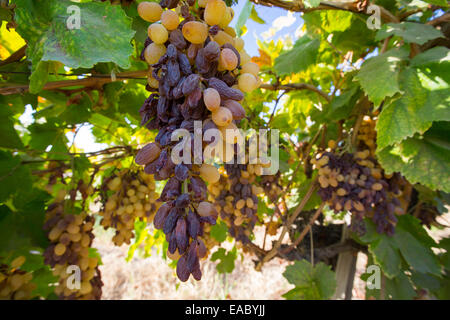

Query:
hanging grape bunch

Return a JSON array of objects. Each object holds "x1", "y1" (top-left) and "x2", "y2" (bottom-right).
[
  {"x1": 313, "y1": 117, "x2": 405, "y2": 236},
  {"x1": 43, "y1": 202, "x2": 103, "y2": 300},
  {"x1": 208, "y1": 156, "x2": 267, "y2": 245},
  {"x1": 135, "y1": 0, "x2": 261, "y2": 282},
  {"x1": 98, "y1": 169, "x2": 160, "y2": 246},
  {"x1": 0, "y1": 256, "x2": 35, "y2": 300}
]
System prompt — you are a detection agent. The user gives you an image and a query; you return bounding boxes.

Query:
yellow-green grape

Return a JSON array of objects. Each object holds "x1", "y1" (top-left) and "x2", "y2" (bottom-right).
[
  {"x1": 10, "y1": 256, "x2": 26, "y2": 270},
  {"x1": 204, "y1": 0, "x2": 227, "y2": 26},
  {"x1": 148, "y1": 23, "x2": 169, "y2": 44},
  {"x1": 147, "y1": 75, "x2": 159, "y2": 88},
  {"x1": 197, "y1": 201, "x2": 217, "y2": 217},
  {"x1": 234, "y1": 38, "x2": 244, "y2": 52},
  {"x1": 218, "y1": 6, "x2": 233, "y2": 28},
  {"x1": 241, "y1": 62, "x2": 260, "y2": 77},
  {"x1": 212, "y1": 107, "x2": 233, "y2": 127},
  {"x1": 137, "y1": 2, "x2": 163, "y2": 22},
  {"x1": 203, "y1": 88, "x2": 221, "y2": 112},
  {"x1": 239, "y1": 51, "x2": 251, "y2": 65},
  {"x1": 144, "y1": 43, "x2": 167, "y2": 65},
  {"x1": 213, "y1": 30, "x2": 234, "y2": 46},
  {"x1": 238, "y1": 73, "x2": 259, "y2": 93},
  {"x1": 182, "y1": 21, "x2": 208, "y2": 44},
  {"x1": 219, "y1": 48, "x2": 238, "y2": 71},
  {"x1": 198, "y1": 0, "x2": 207, "y2": 8},
  {"x1": 161, "y1": 10, "x2": 179, "y2": 31},
  {"x1": 200, "y1": 164, "x2": 221, "y2": 184}
]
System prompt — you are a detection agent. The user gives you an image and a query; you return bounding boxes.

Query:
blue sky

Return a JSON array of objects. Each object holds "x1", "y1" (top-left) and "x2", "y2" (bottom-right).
[{"x1": 230, "y1": 1, "x2": 305, "y2": 56}]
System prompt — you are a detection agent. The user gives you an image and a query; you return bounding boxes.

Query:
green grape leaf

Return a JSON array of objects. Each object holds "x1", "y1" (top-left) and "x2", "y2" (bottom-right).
[
  {"x1": 0, "y1": 100, "x2": 24, "y2": 149},
  {"x1": 210, "y1": 220, "x2": 228, "y2": 243},
  {"x1": 249, "y1": 6, "x2": 265, "y2": 24},
  {"x1": 394, "y1": 227, "x2": 441, "y2": 276},
  {"x1": 376, "y1": 68, "x2": 450, "y2": 149},
  {"x1": 282, "y1": 260, "x2": 336, "y2": 300},
  {"x1": 410, "y1": 46, "x2": 450, "y2": 67},
  {"x1": 235, "y1": 0, "x2": 253, "y2": 37},
  {"x1": 376, "y1": 22, "x2": 444, "y2": 45},
  {"x1": 59, "y1": 93, "x2": 93, "y2": 125},
  {"x1": 13, "y1": 0, "x2": 135, "y2": 91},
  {"x1": 274, "y1": 36, "x2": 320, "y2": 76},
  {"x1": 303, "y1": 0, "x2": 321, "y2": 8},
  {"x1": 377, "y1": 122, "x2": 450, "y2": 192},
  {"x1": 385, "y1": 272, "x2": 417, "y2": 300},
  {"x1": 210, "y1": 247, "x2": 237, "y2": 274},
  {"x1": 0, "y1": 151, "x2": 32, "y2": 202},
  {"x1": 354, "y1": 48, "x2": 408, "y2": 107},
  {"x1": 325, "y1": 86, "x2": 360, "y2": 121},
  {"x1": 421, "y1": 0, "x2": 448, "y2": 7}
]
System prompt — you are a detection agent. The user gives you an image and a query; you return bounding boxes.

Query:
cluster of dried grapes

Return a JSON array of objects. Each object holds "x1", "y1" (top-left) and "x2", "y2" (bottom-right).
[
  {"x1": 313, "y1": 117, "x2": 406, "y2": 236},
  {"x1": 259, "y1": 172, "x2": 283, "y2": 203},
  {"x1": 43, "y1": 203, "x2": 102, "y2": 300},
  {"x1": 208, "y1": 157, "x2": 268, "y2": 245},
  {"x1": 134, "y1": 0, "x2": 260, "y2": 282},
  {"x1": 99, "y1": 169, "x2": 160, "y2": 246},
  {"x1": 0, "y1": 256, "x2": 35, "y2": 300}
]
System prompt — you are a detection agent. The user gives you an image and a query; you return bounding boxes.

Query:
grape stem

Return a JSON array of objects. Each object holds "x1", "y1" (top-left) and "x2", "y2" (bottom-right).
[
  {"x1": 255, "y1": 180, "x2": 317, "y2": 271},
  {"x1": 281, "y1": 202, "x2": 326, "y2": 255}
]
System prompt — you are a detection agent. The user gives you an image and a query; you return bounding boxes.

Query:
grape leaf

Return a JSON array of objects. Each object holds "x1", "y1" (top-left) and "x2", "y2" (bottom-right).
[
  {"x1": 0, "y1": 99, "x2": 24, "y2": 149},
  {"x1": 354, "y1": 48, "x2": 408, "y2": 106},
  {"x1": 235, "y1": 0, "x2": 253, "y2": 37},
  {"x1": 376, "y1": 68, "x2": 450, "y2": 149},
  {"x1": 210, "y1": 247, "x2": 237, "y2": 274},
  {"x1": 282, "y1": 260, "x2": 336, "y2": 300},
  {"x1": 210, "y1": 220, "x2": 228, "y2": 243},
  {"x1": 249, "y1": 6, "x2": 265, "y2": 24},
  {"x1": 13, "y1": 0, "x2": 135, "y2": 91},
  {"x1": 410, "y1": 46, "x2": 450, "y2": 67},
  {"x1": 421, "y1": 0, "x2": 448, "y2": 6},
  {"x1": 376, "y1": 22, "x2": 444, "y2": 45},
  {"x1": 274, "y1": 36, "x2": 320, "y2": 76},
  {"x1": 303, "y1": 0, "x2": 321, "y2": 8},
  {"x1": 385, "y1": 272, "x2": 416, "y2": 300},
  {"x1": 0, "y1": 151, "x2": 32, "y2": 202},
  {"x1": 377, "y1": 122, "x2": 450, "y2": 192}
]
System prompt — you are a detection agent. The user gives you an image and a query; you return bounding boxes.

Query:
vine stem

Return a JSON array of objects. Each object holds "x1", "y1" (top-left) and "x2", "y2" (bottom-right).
[
  {"x1": 281, "y1": 202, "x2": 326, "y2": 254},
  {"x1": 255, "y1": 180, "x2": 317, "y2": 271},
  {"x1": 0, "y1": 70, "x2": 148, "y2": 95},
  {"x1": 249, "y1": 0, "x2": 399, "y2": 23},
  {"x1": 260, "y1": 83, "x2": 331, "y2": 103}
]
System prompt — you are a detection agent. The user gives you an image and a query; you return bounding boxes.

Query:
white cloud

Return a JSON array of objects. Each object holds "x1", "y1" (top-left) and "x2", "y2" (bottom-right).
[{"x1": 261, "y1": 11, "x2": 297, "y2": 40}]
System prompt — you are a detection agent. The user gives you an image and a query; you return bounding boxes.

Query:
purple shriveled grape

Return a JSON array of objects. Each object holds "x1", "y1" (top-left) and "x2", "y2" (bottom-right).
[
  {"x1": 163, "y1": 207, "x2": 180, "y2": 235},
  {"x1": 176, "y1": 254, "x2": 190, "y2": 282},
  {"x1": 175, "y1": 217, "x2": 188, "y2": 254},
  {"x1": 187, "y1": 209, "x2": 200, "y2": 239},
  {"x1": 154, "y1": 202, "x2": 172, "y2": 229},
  {"x1": 182, "y1": 74, "x2": 200, "y2": 96}
]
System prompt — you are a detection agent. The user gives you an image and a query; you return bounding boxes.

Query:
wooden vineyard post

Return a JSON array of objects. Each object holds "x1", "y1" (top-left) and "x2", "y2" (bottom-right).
[{"x1": 333, "y1": 223, "x2": 358, "y2": 300}]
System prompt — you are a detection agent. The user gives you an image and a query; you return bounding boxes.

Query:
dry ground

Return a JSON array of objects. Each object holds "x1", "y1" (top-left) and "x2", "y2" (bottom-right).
[{"x1": 93, "y1": 213, "x2": 450, "y2": 300}]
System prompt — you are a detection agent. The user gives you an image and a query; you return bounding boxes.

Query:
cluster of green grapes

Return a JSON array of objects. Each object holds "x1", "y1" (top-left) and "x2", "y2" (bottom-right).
[
  {"x1": 135, "y1": 0, "x2": 261, "y2": 282},
  {"x1": 0, "y1": 256, "x2": 35, "y2": 300},
  {"x1": 99, "y1": 169, "x2": 160, "y2": 246},
  {"x1": 313, "y1": 117, "x2": 406, "y2": 235},
  {"x1": 43, "y1": 203, "x2": 102, "y2": 300}
]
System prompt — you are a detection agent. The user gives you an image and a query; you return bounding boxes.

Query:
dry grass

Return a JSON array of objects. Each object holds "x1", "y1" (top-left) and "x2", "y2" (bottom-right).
[
  {"x1": 93, "y1": 213, "x2": 450, "y2": 300},
  {"x1": 93, "y1": 229, "x2": 292, "y2": 300}
]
